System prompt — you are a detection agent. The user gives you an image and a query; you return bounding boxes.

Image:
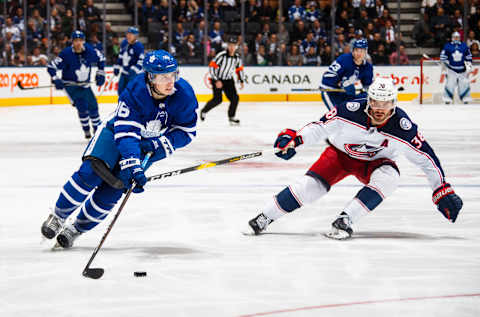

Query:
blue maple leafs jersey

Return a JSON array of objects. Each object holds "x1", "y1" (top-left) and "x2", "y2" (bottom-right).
[
  {"x1": 107, "y1": 74, "x2": 198, "y2": 161},
  {"x1": 116, "y1": 40, "x2": 145, "y2": 75},
  {"x1": 321, "y1": 53, "x2": 373, "y2": 91},
  {"x1": 47, "y1": 43, "x2": 105, "y2": 84},
  {"x1": 299, "y1": 99, "x2": 446, "y2": 190},
  {"x1": 440, "y1": 41, "x2": 472, "y2": 73}
]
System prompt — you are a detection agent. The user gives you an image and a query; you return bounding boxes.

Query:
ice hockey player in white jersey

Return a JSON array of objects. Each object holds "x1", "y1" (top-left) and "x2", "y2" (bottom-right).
[
  {"x1": 248, "y1": 77, "x2": 463, "y2": 239},
  {"x1": 320, "y1": 38, "x2": 373, "y2": 110},
  {"x1": 440, "y1": 31, "x2": 473, "y2": 104},
  {"x1": 40, "y1": 50, "x2": 198, "y2": 248},
  {"x1": 47, "y1": 30, "x2": 106, "y2": 139}
]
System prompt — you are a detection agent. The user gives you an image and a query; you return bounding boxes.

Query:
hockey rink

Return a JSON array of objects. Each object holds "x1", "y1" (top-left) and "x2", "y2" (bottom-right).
[{"x1": 1, "y1": 101, "x2": 480, "y2": 317}]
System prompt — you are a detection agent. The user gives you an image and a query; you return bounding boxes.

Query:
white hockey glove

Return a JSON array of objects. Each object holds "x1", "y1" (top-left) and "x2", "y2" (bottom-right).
[{"x1": 465, "y1": 61, "x2": 473, "y2": 73}]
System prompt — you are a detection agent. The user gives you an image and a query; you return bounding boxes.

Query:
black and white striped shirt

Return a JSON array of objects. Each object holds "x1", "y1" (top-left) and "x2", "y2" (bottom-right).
[{"x1": 209, "y1": 50, "x2": 245, "y2": 83}]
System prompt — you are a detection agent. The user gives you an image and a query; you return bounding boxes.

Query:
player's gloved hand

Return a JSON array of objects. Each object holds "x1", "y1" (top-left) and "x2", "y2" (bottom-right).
[
  {"x1": 274, "y1": 129, "x2": 303, "y2": 160},
  {"x1": 343, "y1": 84, "x2": 356, "y2": 97},
  {"x1": 53, "y1": 78, "x2": 64, "y2": 90},
  {"x1": 432, "y1": 182, "x2": 463, "y2": 222},
  {"x1": 118, "y1": 157, "x2": 147, "y2": 193},
  {"x1": 113, "y1": 65, "x2": 120, "y2": 77},
  {"x1": 140, "y1": 136, "x2": 173, "y2": 162},
  {"x1": 465, "y1": 61, "x2": 473, "y2": 73},
  {"x1": 95, "y1": 70, "x2": 106, "y2": 86}
]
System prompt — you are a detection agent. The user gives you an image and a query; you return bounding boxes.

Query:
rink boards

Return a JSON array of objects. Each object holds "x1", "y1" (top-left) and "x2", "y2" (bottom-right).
[{"x1": 0, "y1": 65, "x2": 446, "y2": 106}]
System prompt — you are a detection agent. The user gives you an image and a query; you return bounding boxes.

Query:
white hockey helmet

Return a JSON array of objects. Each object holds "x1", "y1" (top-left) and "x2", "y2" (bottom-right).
[
  {"x1": 366, "y1": 77, "x2": 397, "y2": 120},
  {"x1": 452, "y1": 31, "x2": 461, "y2": 42}
]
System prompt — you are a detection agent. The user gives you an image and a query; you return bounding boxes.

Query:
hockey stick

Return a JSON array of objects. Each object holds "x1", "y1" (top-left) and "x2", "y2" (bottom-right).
[
  {"x1": 293, "y1": 86, "x2": 404, "y2": 93},
  {"x1": 17, "y1": 80, "x2": 95, "y2": 90},
  {"x1": 82, "y1": 150, "x2": 263, "y2": 279},
  {"x1": 82, "y1": 152, "x2": 152, "y2": 280}
]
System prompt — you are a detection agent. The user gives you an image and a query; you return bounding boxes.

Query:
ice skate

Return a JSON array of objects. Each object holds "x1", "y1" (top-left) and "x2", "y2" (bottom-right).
[
  {"x1": 248, "y1": 213, "x2": 273, "y2": 235},
  {"x1": 84, "y1": 129, "x2": 92, "y2": 139},
  {"x1": 229, "y1": 117, "x2": 240, "y2": 126},
  {"x1": 56, "y1": 224, "x2": 82, "y2": 249},
  {"x1": 41, "y1": 213, "x2": 65, "y2": 239},
  {"x1": 325, "y1": 212, "x2": 353, "y2": 240}
]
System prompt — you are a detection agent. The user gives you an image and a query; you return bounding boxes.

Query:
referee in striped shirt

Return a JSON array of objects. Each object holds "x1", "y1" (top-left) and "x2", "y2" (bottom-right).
[{"x1": 200, "y1": 35, "x2": 245, "y2": 125}]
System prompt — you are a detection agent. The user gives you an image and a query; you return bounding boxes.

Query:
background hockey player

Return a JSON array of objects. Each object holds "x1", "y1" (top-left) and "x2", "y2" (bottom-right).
[
  {"x1": 47, "y1": 30, "x2": 106, "y2": 139},
  {"x1": 200, "y1": 35, "x2": 245, "y2": 126},
  {"x1": 41, "y1": 50, "x2": 198, "y2": 248},
  {"x1": 248, "y1": 77, "x2": 463, "y2": 239},
  {"x1": 440, "y1": 31, "x2": 473, "y2": 104},
  {"x1": 114, "y1": 26, "x2": 145, "y2": 96},
  {"x1": 320, "y1": 38, "x2": 373, "y2": 111}
]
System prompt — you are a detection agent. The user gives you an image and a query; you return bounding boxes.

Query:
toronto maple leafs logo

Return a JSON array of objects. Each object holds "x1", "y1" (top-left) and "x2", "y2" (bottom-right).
[
  {"x1": 141, "y1": 109, "x2": 168, "y2": 137},
  {"x1": 344, "y1": 143, "x2": 384, "y2": 158}
]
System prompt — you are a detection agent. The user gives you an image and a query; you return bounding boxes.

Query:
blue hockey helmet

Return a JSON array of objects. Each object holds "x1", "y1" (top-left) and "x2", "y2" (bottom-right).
[
  {"x1": 127, "y1": 26, "x2": 139, "y2": 35},
  {"x1": 353, "y1": 38, "x2": 368, "y2": 49},
  {"x1": 144, "y1": 50, "x2": 179, "y2": 85},
  {"x1": 71, "y1": 30, "x2": 85, "y2": 40}
]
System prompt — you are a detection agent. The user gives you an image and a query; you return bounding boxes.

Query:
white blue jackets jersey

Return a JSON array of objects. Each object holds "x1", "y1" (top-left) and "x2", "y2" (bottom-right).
[
  {"x1": 47, "y1": 43, "x2": 105, "y2": 85},
  {"x1": 321, "y1": 53, "x2": 373, "y2": 91},
  {"x1": 298, "y1": 99, "x2": 446, "y2": 190},
  {"x1": 108, "y1": 75, "x2": 198, "y2": 161},
  {"x1": 440, "y1": 41, "x2": 472, "y2": 73},
  {"x1": 116, "y1": 40, "x2": 145, "y2": 75}
]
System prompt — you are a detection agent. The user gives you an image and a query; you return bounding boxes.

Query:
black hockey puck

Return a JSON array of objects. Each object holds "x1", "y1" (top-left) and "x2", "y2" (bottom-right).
[{"x1": 134, "y1": 271, "x2": 147, "y2": 277}]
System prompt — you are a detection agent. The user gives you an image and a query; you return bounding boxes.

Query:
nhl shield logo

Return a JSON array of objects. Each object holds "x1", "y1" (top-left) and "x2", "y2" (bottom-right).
[
  {"x1": 400, "y1": 118, "x2": 412, "y2": 130},
  {"x1": 346, "y1": 102, "x2": 361, "y2": 112}
]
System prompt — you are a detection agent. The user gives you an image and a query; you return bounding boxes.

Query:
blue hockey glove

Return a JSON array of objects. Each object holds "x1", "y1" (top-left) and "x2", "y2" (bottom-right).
[
  {"x1": 432, "y1": 183, "x2": 463, "y2": 223},
  {"x1": 274, "y1": 129, "x2": 303, "y2": 160},
  {"x1": 118, "y1": 157, "x2": 147, "y2": 193},
  {"x1": 343, "y1": 84, "x2": 356, "y2": 97},
  {"x1": 53, "y1": 78, "x2": 64, "y2": 90},
  {"x1": 113, "y1": 65, "x2": 120, "y2": 77},
  {"x1": 141, "y1": 137, "x2": 173, "y2": 158},
  {"x1": 95, "y1": 70, "x2": 106, "y2": 86}
]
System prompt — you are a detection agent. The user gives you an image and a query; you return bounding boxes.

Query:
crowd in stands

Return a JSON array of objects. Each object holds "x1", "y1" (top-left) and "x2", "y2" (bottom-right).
[
  {"x1": 0, "y1": 0, "x2": 119, "y2": 66},
  {"x1": 1, "y1": 0, "x2": 479, "y2": 67},
  {"x1": 414, "y1": 0, "x2": 480, "y2": 56}
]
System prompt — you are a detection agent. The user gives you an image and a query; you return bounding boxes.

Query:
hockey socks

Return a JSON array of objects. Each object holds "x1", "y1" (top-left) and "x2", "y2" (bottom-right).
[{"x1": 55, "y1": 172, "x2": 95, "y2": 219}]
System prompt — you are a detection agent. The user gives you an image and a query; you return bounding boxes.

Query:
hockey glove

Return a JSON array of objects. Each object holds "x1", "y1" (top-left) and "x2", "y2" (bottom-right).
[
  {"x1": 113, "y1": 65, "x2": 120, "y2": 77},
  {"x1": 274, "y1": 129, "x2": 303, "y2": 160},
  {"x1": 118, "y1": 157, "x2": 147, "y2": 193},
  {"x1": 432, "y1": 183, "x2": 463, "y2": 223},
  {"x1": 140, "y1": 136, "x2": 174, "y2": 165},
  {"x1": 95, "y1": 70, "x2": 106, "y2": 86},
  {"x1": 53, "y1": 78, "x2": 64, "y2": 90},
  {"x1": 343, "y1": 84, "x2": 356, "y2": 97}
]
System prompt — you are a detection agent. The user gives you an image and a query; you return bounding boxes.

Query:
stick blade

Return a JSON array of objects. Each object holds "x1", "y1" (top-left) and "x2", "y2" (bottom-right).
[
  {"x1": 17, "y1": 81, "x2": 24, "y2": 90},
  {"x1": 83, "y1": 268, "x2": 104, "y2": 279}
]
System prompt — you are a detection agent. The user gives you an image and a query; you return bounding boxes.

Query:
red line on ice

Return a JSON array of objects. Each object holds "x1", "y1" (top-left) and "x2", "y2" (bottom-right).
[{"x1": 239, "y1": 293, "x2": 480, "y2": 317}]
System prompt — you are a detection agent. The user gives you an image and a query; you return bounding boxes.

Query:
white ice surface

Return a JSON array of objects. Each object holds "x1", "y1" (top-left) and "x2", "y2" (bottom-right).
[{"x1": 1, "y1": 102, "x2": 479, "y2": 317}]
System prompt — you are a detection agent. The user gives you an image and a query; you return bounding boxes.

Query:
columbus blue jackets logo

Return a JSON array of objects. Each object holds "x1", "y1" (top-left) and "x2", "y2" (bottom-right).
[
  {"x1": 346, "y1": 102, "x2": 360, "y2": 111},
  {"x1": 344, "y1": 143, "x2": 384, "y2": 158}
]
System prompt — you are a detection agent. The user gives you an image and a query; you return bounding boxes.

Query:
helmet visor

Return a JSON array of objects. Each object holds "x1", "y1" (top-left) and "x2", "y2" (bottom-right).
[{"x1": 150, "y1": 70, "x2": 178, "y2": 84}]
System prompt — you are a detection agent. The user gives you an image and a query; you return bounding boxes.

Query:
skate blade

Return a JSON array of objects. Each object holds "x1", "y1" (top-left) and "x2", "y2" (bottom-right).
[
  {"x1": 51, "y1": 242, "x2": 63, "y2": 251},
  {"x1": 323, "y1": 232, "x2": 352, "y2": 240}
]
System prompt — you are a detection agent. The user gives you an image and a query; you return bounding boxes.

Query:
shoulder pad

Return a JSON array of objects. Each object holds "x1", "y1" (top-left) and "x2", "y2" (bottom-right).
[{"x1": 382, "y1": 107, "x2": 418, "y2": 140}]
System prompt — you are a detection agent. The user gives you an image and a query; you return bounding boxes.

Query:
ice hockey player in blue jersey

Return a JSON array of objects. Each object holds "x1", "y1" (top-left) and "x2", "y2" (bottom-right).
[
  {"x1": 47, "y1": 30, "x2": 106, "y2": 139},
  {"x1": 320, "y1": 38, "x2": 373, "y2": 110},
  {"x1": 41, "y1": 50, "x2": 198, "y2": 248},
  {"x1": 248, "y1": 77, "x2": 463, "y2": 239},
  {"x1": 440, "y1": 32, "x2": 473, "y2": 104},
  {"x1": 114, "y1": 26, "x2": 145, "y2": 96}
]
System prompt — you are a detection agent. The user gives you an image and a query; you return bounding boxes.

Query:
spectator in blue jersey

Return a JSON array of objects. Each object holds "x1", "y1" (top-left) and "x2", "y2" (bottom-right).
[
  {"x1": 288, "y1": 0, "x2": 306, "y2": 21},
  {"x1": 47, "y1": 30, "x2": 106, "y2": 139},
  {"x1": 209, "y1": 21, "x2": 224, "y2": 51},
  {"x1": 41, "y1": 50, "x2": 198, "y2": 249},
  {"x1": 113, "y1": 26, "x2": 145, "y2": 96},
  {"x1": 320, "y1": 38, "x2": 373, "y2": 111}
]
